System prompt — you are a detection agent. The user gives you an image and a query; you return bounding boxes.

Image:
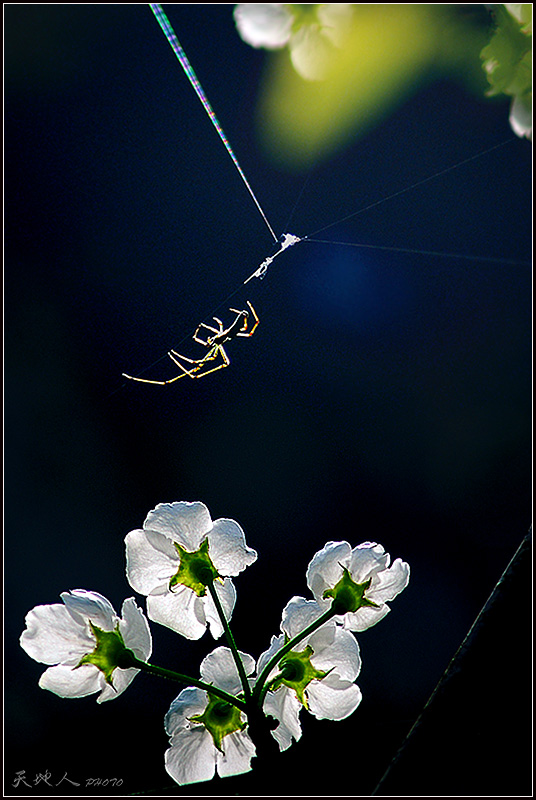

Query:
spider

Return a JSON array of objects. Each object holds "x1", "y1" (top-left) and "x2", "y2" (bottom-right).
[{"x1": 122, "y1": 301, "x2": 259, "y2": 384}]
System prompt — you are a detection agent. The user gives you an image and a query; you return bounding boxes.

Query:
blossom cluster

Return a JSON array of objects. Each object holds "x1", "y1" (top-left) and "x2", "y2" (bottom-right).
[
  {"x1": 235, "y1": 4, "x2": 532, "y2": 139},
  {"x1": 233, "y1": 3, "x2": 355, "y2": 81},
  {"x1": 20, "y1": 501, "x2": 409, "y2": 786}
]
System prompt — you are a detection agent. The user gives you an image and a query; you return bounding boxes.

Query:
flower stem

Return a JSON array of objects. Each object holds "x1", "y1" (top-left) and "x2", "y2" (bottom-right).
[
  {"x1": 207, "y1": 580, "x2": 252, "y2": 701},
  {"x1": 123, "y1": 652, "x2": 247, "y2": 711},
  {"x1": 252, "y1": 606, "x2": 338, "y2": 705}
]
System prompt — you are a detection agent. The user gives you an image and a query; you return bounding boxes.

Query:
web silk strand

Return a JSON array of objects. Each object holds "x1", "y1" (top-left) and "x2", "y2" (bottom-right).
[{"x1": 149, "y1": 3, "x2": 278, "y2": 243}]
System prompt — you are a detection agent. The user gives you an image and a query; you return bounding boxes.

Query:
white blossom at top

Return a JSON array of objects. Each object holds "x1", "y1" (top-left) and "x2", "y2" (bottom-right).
[
  {"x1": 234, "y1": 3, "x2": 355, "y2": 80},
  {"x1": 20, "y1": 590, "x2": 151, "y2": 703},
  {"x1": 234, "y1": 3, "x2": 293, "y2": 49},
  {"x1": 165, "y1": 647, "x2": 256, "y2": 785},
  {"x1": 307, "y1": 541, "x2": 410, "y2": 632},
  {"x1": 125, "y1": 501, "x2": 257, "y2": 639},
  {"x1": 258, "y1": 596, "x2": 362, "y2": 750}
]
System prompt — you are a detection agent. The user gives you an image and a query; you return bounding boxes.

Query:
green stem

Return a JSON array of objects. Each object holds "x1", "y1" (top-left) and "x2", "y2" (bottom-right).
[
  {"x1": 207, "y1": 580, "x2": 252, "y2": 701},
  {"x1": 252, "y1": 606, "x2": 338, "y2": 705},
  {"x1": 124, "y1": 652, "x2": 247, "y2": 711}
]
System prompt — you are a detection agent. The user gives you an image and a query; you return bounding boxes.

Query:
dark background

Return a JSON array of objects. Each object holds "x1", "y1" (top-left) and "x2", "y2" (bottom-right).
[{"x1": 5, "y1": 4, "x2": 532, "y2": 797}]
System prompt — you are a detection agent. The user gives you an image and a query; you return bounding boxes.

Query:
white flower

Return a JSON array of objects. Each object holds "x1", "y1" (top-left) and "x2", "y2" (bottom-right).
[
  {"x1": 125, "y1": 501, "x2": 257, "y2": 639},
  {"x1": 20, "y1": 590, "x2": 152, "y2": 703},
  {"x1": 234, "y1": 3, "x2": 355, "y2": 80},
  {"x1": 258, "y1": 596, "x2": 362, "y2": 750},
  {"x1": 165, "y1": 647, "x2": 256, "y2": 785},
  {"x1": 307, "y1": 541, "x2": 410, "y2": 632},
  {"x1": 234, "y1": 3, "x2": 293, "y2": 49}
]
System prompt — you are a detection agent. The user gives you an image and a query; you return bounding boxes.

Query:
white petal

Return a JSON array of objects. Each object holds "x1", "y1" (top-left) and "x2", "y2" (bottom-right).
[
  {"x1": 510, "y1": 94, "x2": 532, "y2": 139},
  {"x1": 263, "y1": 686, "x2": 302, "y2": 751},
  {"x1": 281, "y1": 596, "x2": 326, "y2": 640},
  {"x1": 165, "y1": 727, "x2": 216, "y2": 785},
  {"x1": 348, "y1": 543, "x2": 390, "y2": 584},
  {"x1": 306, "y1": 541, "x2": 351, "y2": 599},
  {"x1": 200, "y1": 646, "x2": 255, "y2": 695},
  {"x1": 20, "y1": 604, "x2": 93, "y2": 665},
  {"x1": 204, "y1": 578, "x2": 236, "y2": 640},
  {"x1": 216, "y1": 730, "x2": 256, "y2": 778},
  {"x1": 38, "y1": 663, "x2": 102, "y2": 698},
  {"x1": 61, "y1": 589, "x2": 117, "y2": 631},
  {"x1": 125, "y1": 528, "x2": 177, "y2": 595},
  {"x1": 307, "y1": 676, "x2": 362, "y2": 720},
  {"x1": 368, "y1": 558, "x2": 410, "y2": 604},
  {"x1": 119, "y1": 598, "x2": 152, "y2": 660},
  {"x1": 290, "y1": 24, "x2": 335, "y2": 81},
  {"x1": 147, "y1": 587, "x2": 207, "y2": 639},
  {"x1": 96, "y1": 667, "x2": 138, "y2": 703},
  {"x1": 208, "y1": 518, "x2": 257, "y2": 576},
  {"x1": 234, "y1": 4, "x2": 293, "y2": 49},
  {"x1": 257, "y1": 633, "x2": 285, "y2": 678},
  {"x1": 144, "y1": 501, "x2": 212, "y2": 550},
  {"x1": 310, "y1": 626, "x2": 361, "y2": 682},
  {"x1": 166, "y1": 686, "x2": 208, "y2": 734},
  {"x1": 343, "y1": 603, "x2": 391, "y2": 632}
]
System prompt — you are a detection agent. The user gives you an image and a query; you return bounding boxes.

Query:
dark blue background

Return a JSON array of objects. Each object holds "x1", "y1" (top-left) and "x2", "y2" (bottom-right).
[{"x1": 5, "y1": 4, "x2": 531, "y2": 796}]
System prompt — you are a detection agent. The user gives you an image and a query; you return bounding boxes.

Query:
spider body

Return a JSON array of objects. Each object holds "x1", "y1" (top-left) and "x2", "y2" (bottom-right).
[{"x1": 122, "y1": 301, "x2": 259, "y2": 385}]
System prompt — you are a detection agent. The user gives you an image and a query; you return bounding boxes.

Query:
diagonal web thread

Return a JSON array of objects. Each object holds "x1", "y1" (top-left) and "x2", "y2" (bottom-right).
[{"x1": 149, "y1": 3, "x2": 278, "y2": 243}]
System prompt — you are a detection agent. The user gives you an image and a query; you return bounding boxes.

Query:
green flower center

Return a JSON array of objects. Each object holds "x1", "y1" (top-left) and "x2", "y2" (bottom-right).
[
  {"x1": 77, "y1": 622, "x2": 131, "y2": 686},
  {"x1": 169, "y1": 537, "x2": 220, "y2": 596},
  {"x1": 190, "y1": 694, "x2": 246, "y2": 751},
  {"x1": 269, "y1": 645, "x2": 330, "y2": 709},
  {"x1": 323, "y1": 568, "x2": 380, "y2": 614}
]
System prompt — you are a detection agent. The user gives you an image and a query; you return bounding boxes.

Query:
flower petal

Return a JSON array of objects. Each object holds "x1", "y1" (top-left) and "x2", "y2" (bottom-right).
[
  {"x1": 96, "y1": 666, "x2": 138, "y2": 703},
  {"x1": 208, "y1": 518, "x2": 257, "y2": 576},
  {"x1": 257, "y1": 633, "x2": 285, "y2": 679},
  {"x1": 61, "y1": 589, "x2": 117, "y2": 631},
  {"x1": 368, "y1": 557, "x2": 410, "y2": 604},
  {"x1": 216, "y1": 730, "x2": 256, "y2": 778},
  {"x1": 147, "y1": 586, "x2": 207, "y2": 639},
  {"x1": 348, "y1": 542, "x2": 390, "y2": 583},
  {"x1": 144, "y1": 502, "x2": 212, "y2": 550},
  {"x1": 307, "y1": 675, "x2": 362, "y2": 720},
  {"x1": 306, "y1": 541, "x2": 351, "y2": 599},
  {"x1": 290, "y1": 24, "x2": 336, "y2": 81},
  {"x1": 200, "y1": 646, "x2": 255, "y2": 695},
  {"x1": 204, "y1": 578, "x2": 237, "y2": 640},
  {"x1": 263, "y1": 686, "x2": 302, "y2": 751},
  {"x1": 233, "y1": 3, "x2": 293, "y2": 49},
  {"x1": 38, "y1": 663, "x2": 102, "y2": 698},
  {"x1": 166, "y1": 686, "x2": 208, "y2": 734},
  {"x1": 119, "y1": 598, "x2": 152, "y2": 661},
  {"x1": 20, "y1": 603, "x2": 93, "y2": 665},
  {"x1": 310, "y1": 625, "x2": 361, "y2": 682},
  {"x1": 165, "y1": 727, "x2": 216, "y2": 785},
  {"x1": 342, "y1": 603, "x2": 391, "y2": 632},
  {"x1": 281, "y1": 596, "x2": 326, "y2": 640},
  {"x1": 125, "y1": 528, "x2": 177, "y2": 595},
  {"x1": 509, "y1": 94, "x2": 532, "y2": 139}
]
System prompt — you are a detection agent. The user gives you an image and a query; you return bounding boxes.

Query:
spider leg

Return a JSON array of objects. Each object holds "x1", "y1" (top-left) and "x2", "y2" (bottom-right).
[
  {"x1": 180, "y1": 345, "x2": 230, "y2": 378},
  {"x1": 121, "y1": 371, "x2": 188, "y2": 386},
  {"x1": 194, "y1": 321, "x2": 221, "y2": 346},
  {"x1": 168, "y1": 348, "x2": 211, "y2": 378},
  {"x1": 235, "y1": 301, "x2": 259, "y2": 337}
]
